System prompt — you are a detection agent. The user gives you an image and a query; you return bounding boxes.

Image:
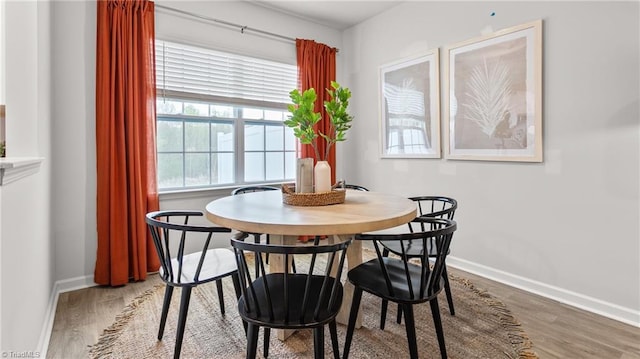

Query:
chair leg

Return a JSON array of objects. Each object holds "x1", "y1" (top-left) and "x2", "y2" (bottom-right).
[
  {"x1": 158, "y1": 285, "x2": 174, "y2": 340},
  {"x1": 430, "y1": 297, "x2": 448, "y2": 359},
  {"x1": 343, "y1": 287, "x2": 363, "y2": 359},
  {"x1": 216, "y1": 279, "x2": 225, "y2": 315},
  {"x1": 380, "y1": 299, "x2": 388, "y2": 330},
  {"x1": 402, "y1": 304, "x2": 419, "y2": 359},
  {"x1": 396, "y1": 303, "x2": 403, "y2": 324},
  {"x1": 174, "y1": 287, "x2": 193, "y2": 359},
  {"x1": 231, "y1": 273, "x2": 248, "y2": 334},
  {"x1": 263, "y1": 327, "x2": 270, "y2": 358},
  {"x1": 329, "y1": 320, "x2": 340, "y2": 359},
  {"x1": 442, "y1": 266, "x2": 455, "y2": 315},
  {"x1": 313, "y1": 326, "x2": 324, "y2": 359},
  {"x1": 246, "y1": 323, "x2": 259, "y2": 359}
]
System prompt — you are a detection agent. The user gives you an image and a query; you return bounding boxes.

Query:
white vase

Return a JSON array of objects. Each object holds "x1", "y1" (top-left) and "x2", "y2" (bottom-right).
[{"x1": 314, "y1": 160, "x2": 331, "y2": 193}]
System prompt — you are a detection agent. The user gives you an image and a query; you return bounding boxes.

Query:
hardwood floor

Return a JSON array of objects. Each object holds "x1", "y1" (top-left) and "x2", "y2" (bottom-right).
[
  {"x1": 449, "y1": 268, "x2": 640, "y2": 359},
  {"x1": 46, "y1": 269, "x2": 640, "y2": 358}
]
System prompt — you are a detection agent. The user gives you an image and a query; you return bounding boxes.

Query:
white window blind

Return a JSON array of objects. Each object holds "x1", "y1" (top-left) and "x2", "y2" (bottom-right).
[{"x1": 155, "y1": 40, "x2": 297, "y2": 108}]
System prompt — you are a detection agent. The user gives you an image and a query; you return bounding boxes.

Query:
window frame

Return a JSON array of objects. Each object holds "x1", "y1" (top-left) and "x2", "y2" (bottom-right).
[
  {"x1": 154, "y1": 39, "x2": 298, "y2": 193},
  {"x1": 156, "y1": 97, "x2": 297, "y2": 192}
]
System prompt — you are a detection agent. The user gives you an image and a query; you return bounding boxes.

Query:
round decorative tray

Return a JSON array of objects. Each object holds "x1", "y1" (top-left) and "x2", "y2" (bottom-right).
[{"x1": 282, "y1": 184, "x2": 345, "y2": 206}]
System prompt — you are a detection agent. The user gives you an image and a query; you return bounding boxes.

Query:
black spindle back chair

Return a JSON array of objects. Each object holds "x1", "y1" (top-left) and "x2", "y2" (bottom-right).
[
  {"x1": 343, "y1": 183, "x2": 369, "y2": 192},
  {"x1": 344, "y1": 217, "x2": 457, "y2": 359},
  {"x1": 146, "y1": 210, "x2": 241, "y2": 359},
  {"x1": 380, "y1": 196, "x2": 458, "y2": 325},
  {"x1": 231, "y1": 236, "x2": 351, "y2": 359}
]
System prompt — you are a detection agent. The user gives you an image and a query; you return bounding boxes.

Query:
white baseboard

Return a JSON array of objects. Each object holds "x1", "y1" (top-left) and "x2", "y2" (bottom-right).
[
  {"x1": 447, "y1": 256, "x2": 640, "y2": 328},
  {"x1": 54, "y1": 274, "x2": 97, "y2": 294},
  {"x1": 37, "y1": 275, "x2": 97, "y2": 357}
]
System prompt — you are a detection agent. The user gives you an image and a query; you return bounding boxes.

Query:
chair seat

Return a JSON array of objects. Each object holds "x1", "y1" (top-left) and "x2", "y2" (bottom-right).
[
  {"x1": 348, "y1": 257, "x2": 442, "y2": 303},
  {"x1": 160, "y1": 248, "x2": 238, "y2": 286},
  {"x1": 238, "y1": 273, "x2": 343, "y2": 329}
]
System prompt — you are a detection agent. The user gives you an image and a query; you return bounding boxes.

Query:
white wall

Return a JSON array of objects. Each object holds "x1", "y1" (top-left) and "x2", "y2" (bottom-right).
[
  {"x1": 341, "y1": 1, "x2": 639, "y2": 324},
  {"x1": 0, "y1": 0, "x2": 5, "y2": 349},
  {"x1": 155, "y1": 0, "x2": 342, "y2": 66},
  {"x1": 1, "y1": 0, "x2": 53, "y2": 353},
  {"x1": 0, "y1": 0, "x2": 4, "y2": 102},
  {"x1": 50, "y1": 0, "x2": 97, "y2": 286}
]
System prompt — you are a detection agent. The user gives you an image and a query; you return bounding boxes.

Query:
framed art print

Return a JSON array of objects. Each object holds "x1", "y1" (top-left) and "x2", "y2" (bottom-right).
[
  {"x1": 379, "y1": 49, "x2": 440, "y2": 158},
  {"x1": 445, "y1": 20, "x2": 543, "y2": 162}
]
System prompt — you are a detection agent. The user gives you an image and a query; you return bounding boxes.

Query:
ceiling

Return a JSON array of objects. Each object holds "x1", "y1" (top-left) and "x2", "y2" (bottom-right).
[{"x1": 247, "y1": 1, "x2": 403, "y2": 30}]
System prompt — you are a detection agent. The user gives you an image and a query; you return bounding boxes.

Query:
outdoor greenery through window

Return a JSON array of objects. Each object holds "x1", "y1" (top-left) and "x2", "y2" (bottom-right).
[{"x1": 155, "y1": 40, "x2": 298, "y2": 191}]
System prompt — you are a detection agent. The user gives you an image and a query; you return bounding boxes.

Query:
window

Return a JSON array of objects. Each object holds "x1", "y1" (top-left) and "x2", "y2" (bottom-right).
[{"x1": 155, "y1": 40, "x2": 297, "y2": 191}]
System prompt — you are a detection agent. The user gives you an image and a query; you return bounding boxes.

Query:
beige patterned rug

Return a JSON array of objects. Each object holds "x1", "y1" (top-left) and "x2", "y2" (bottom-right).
[{"x1": 90, "y1": 255, "x2": 537, "y2": 358}]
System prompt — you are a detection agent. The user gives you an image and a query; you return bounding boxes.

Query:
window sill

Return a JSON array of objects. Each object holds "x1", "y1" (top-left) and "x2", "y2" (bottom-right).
[
  {"x1": 159, "y1": 182, "x2": 288, "y2": 201},
  {"x1": 0, "y1": 157, "x2": 45, "y2": 185},
  {"x1": 159, "y1": 186, "x2": 236, "y2": 201}
]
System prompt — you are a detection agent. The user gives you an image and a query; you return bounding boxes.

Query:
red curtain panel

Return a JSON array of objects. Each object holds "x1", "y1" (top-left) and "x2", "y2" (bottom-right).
[
  {"x1": 295, "y1": 39, "x2": 337, "y2": 183},
  {"x1": 95, "y1": 0, "x2": 159, "y2": 286}
]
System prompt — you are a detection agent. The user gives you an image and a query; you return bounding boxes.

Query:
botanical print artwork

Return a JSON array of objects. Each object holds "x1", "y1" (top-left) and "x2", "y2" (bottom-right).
[
  {"x1": 453, "y1": 36, "x2": 527, "y2": 150},
  {"x1": 446, "y1": 20, "x2": 542, "y2": 162}
]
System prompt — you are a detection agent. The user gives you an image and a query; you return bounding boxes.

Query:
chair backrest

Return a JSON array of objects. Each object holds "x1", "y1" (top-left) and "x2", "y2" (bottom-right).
[
  {"x1": 231, "y1": 236, "x2": 351, "y2": 326},
  {"x1": 344, "y1": 184, "x2": 369, "y2": 191},
  {"x1": 231, "y1": 185, "x2": 279, "y2": 195},
  {"x1": 146, "y1": 210, "x2": 232, "y2": 286},
  {"x1": 356, "y1": 217, "x2": 456, "y2": 300},
  {"x1": 409, "y1": 196, "x2": 457, "y2": 220}
]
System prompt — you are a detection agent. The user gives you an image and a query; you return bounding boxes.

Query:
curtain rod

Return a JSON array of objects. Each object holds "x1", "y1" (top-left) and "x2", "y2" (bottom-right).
[
  {"x1": 155, "y1": 4, "x2": 295, "y2": 42},
  {"x1": 155, "y1": 4, "x2": 339, "y2": 52}
]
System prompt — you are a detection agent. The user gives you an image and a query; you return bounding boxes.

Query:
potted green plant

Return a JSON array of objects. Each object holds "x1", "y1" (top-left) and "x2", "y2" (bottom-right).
[{"x1": 285, "y1": 81, "x2": 353, "y2": 192}]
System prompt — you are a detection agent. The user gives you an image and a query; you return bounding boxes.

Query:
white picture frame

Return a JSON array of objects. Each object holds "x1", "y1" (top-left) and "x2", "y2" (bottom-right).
[{"x1": 445, "y1": 20, "x2": 543, "y2": 162}]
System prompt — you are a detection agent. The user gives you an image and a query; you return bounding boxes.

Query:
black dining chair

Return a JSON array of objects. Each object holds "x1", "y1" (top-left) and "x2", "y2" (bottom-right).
[
  {"x1": 231, "y1": 236, "x2": 351, "y2": 359},
  {"x1": 343, "y1": 183, "x2": 369, "y2": 192},
  {"x1": 146, "y1": 210, "x2": 241, "y2": 359},
  {"x1": 379, "y1": 196, "x2": 458, "y2": 327},
  {"x1": 231, "y1": 185, "x2": 280, "y2": 195},
  {"x1": 343, "y1": 217, "x2": 457, "y2": 359},
  {"x1": 231, "y1": 185, "x2": 281, "y2": 273}
]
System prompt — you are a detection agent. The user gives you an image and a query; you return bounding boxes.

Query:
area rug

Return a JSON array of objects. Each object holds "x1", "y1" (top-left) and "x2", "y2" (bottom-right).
[{"x1": 89, "y1": 255, "x2": 537, "y2": 359}]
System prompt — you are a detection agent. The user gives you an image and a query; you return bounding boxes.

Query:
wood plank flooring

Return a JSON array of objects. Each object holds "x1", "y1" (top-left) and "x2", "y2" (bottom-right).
[
  {"x1": 450, "y1": 269, "x2": 640, "y2": 359},
  {"x1": 46, "y1": 269, "x2": 640, "y2": 358}
]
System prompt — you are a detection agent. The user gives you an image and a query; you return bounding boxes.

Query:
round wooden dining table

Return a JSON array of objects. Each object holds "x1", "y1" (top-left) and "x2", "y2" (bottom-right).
[{"x1": 205, "y1": 189, "x2": 416, "y2": 339}]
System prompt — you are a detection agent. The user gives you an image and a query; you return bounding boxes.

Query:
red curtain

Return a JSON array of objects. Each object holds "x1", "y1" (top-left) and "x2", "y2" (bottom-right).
[
  {"x1": 296, "y1": 39, "x2": 337, "y2": 183},
  {"x1": 95, "y1": 0, "x2": 159, "y2": 286}
]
